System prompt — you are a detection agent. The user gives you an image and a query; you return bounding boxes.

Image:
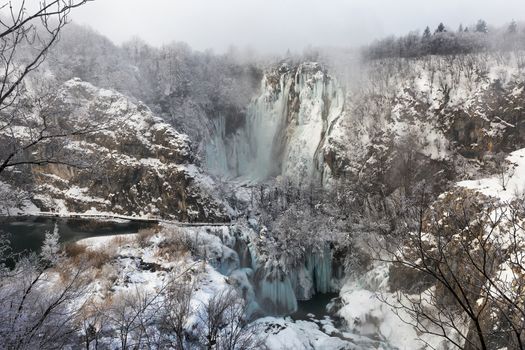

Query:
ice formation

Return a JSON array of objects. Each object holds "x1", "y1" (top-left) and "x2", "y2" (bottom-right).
[{"x1": 206, "y1": 62, "x2": 345, "y2": 183}]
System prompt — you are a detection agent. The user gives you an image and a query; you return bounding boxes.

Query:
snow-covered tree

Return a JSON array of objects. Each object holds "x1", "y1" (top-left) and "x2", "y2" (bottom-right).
[
  {"x1": 423, "y1": 26, "x2": 432, "y2": 39},
  {"x1": 475, "y1": 19, "x2": 489, "y2": 33},
  {"x1": 41, "y1": 223, "x2": 64, "y2": 266},
  {"x1": 435, "y1": 22, "x2": 446, "y2": 33},
  {"x1": 0, "y1": 254, "x2": 87, "y2": 349},
  {"x1": 507, "y1": 20, "x2": 518, "y2": 34}
]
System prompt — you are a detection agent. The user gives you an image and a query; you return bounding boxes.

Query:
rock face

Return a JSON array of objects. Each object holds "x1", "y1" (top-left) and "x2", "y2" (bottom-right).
[
  {"x1": 204, "y1": 55, "x2": 525, "y2": 191},
  {"x1": 320, "y1": 54, "x2": 525, "y2": 198},
  {"x1": 205, "y1": 62, "x2": 345, "y2": 183},
  {"x1": 26, "y1": 79, "x2": 230, "y2": 221}
]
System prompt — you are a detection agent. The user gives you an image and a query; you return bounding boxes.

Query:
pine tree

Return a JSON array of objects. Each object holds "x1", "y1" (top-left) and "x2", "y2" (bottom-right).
[
  {"x1": 41, "y1": 223, "x2": 64, "y2": 266},
  {"x1": 435, "y1": 23, "x2": 446, "y2": 34},
  {"x1": 458, "y1": 24, "x2": 464, "y2": 33},
  {"x1": 475, "y1": 19, "x2": 488, "y2": 33},
  {"x1": 423, "y1": 26, "x2": 431, "y2": 39},
  {"x1": 507, "y1": 20, "x2": 518, "y2": 34}
]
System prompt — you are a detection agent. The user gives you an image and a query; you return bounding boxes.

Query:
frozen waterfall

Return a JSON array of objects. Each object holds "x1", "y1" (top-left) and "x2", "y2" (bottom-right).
[
  {"x1": 206, "y1": 226, "x2": 340, "y2": 316},
  {"x1": 205, "y1": 62, "x2": 345, "y2": 183}
]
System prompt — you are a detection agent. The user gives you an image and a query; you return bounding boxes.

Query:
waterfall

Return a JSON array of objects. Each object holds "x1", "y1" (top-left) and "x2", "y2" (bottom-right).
[
  {"x1": 255, "y1": 267, "x2": 298, "y2": 315},
  {"x1": 203, "y1": 226, "x2": 341, "y2": 316},
  {"x1": 205, "y1": 62, "x2": 345, "y2": 183},
  {"x1": 306, "y1": 245, "x2": 333, "y2": 294}
]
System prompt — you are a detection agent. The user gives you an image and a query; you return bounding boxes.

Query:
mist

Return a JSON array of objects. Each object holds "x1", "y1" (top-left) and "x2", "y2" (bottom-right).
[{"x1": 69, "y1": 0, "x2": 525, "y2": 53}]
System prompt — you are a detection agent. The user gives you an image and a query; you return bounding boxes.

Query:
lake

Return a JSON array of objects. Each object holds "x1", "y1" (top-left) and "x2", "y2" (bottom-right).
[{"x1": 0, "y1": 216, "x2": 156, "y2": 256}]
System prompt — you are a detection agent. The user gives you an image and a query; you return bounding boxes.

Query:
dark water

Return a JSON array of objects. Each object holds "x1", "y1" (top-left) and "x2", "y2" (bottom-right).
[
  {"x1": 0, "y1": 216, "x2": 155, "y2": 256},
  {"x1": 292, "y1": 292, "x2": 339, "y2": 321}
]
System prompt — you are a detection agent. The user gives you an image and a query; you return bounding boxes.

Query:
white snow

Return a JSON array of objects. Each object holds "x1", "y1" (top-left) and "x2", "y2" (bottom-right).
[
  {"x1": 257, "y1": 317, "x2": 350, "y2": 350},
  {"x1": 458, "y1": 148, "x2": 525, "y2": 202}
]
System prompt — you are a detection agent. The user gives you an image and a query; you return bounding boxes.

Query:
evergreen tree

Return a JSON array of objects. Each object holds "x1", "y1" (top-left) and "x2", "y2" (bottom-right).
[
  {"x1": 458, "y1": 24, "x2": 464, "y2": 33},
  {"x1": 423, "y1": 26, "x2": 431, "y2": 39},
  {"x1": 41, "y1": 223, "x2": 64, "y2": 266},
  {"x1": 435, "y1": 23, "x2": 446, "y2": 33},
  {"x1": 475, "y1": 19, "x2": 488, "y2": 33},
  {"x1": 507, "y1": 20, "x2": 518, "y2": 34}
]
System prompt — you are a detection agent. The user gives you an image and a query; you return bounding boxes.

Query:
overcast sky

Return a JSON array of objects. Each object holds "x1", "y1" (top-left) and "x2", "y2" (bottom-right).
[{"x1": 69, "y1": 0, "x2": 525, "y2": 53}]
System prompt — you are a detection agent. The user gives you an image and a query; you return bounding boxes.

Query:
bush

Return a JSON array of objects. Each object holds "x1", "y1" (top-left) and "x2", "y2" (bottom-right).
[
  {"x1": 135, "y1": 227, "x2": 158, "y2": 248},
  {"x1": 64, "y1": 242, "x2": 114, "y2": 269},
  {"x1": 156, "y1": 228, "x2": 194, "y2": 260}
]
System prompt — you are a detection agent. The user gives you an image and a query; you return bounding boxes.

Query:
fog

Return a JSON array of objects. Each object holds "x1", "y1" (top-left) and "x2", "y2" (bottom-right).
[{"x1": 67, "y1": 0, "x2": 525, "y2": 53}]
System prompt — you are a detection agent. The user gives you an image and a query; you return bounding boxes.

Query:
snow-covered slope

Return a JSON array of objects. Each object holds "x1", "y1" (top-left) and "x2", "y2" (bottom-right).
[
  {"x1": 0, "y1": 79, "x2": 230, "y2": 221},
  {"x1": 324, "y1": 53, "x2": 525, "y2": 193},
  {"x1": 458, "y1": 147, "x2": 525, "y2": 201}
]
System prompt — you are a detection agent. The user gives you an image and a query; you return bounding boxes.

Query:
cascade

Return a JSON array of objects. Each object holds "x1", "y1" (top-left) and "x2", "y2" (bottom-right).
[
  {"x1": 205, "y1": 62, "x2": 345, "y2": 182},
  {"x1": 289, "y1": 245, "x2": 335, "y2": 300},
  {"x1": 255, "y1": 267, "x2": 298, "y2": 315},
  {"x1": 209, "y1": 227, "x2": 341, "y2": 316}
]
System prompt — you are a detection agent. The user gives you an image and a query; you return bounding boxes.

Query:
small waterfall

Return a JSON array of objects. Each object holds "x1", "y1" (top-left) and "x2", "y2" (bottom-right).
[
  {"x1": 255, "y1": 267, "x2": 298, "y2": 315},
  {"x1": 306, "y1": 245, "x2": 333, "y2": 294},
  {"x1": 202, "y1": 225, "x2": 342, "y2": 317}
]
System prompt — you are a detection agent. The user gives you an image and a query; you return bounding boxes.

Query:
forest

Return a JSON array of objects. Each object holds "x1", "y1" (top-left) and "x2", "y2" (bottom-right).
[{"x1": 1, "y1": 1, "x2": 525, "y2": 349}]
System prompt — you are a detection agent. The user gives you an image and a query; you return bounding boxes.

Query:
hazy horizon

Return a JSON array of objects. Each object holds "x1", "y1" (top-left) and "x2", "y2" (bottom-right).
[{"x1": 67, "y1": 0, "x2": 525, "y2": 53}]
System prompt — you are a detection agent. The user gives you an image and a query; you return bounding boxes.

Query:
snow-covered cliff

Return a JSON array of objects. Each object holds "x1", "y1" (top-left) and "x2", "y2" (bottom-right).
[{"x1": 0, "y1": 79, "x2": 231, "y2": 221}]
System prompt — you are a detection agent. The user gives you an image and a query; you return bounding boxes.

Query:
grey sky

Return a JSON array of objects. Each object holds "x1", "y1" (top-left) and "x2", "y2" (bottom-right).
[{"x1": 69, "y1": 0, "x2": 525, "y2": 53}]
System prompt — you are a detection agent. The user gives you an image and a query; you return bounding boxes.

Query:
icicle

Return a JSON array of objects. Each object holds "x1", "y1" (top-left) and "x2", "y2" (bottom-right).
[
  {"x1": 311, "y1": 245, "x2": 333, "y2": 294},
  {"x1": 289, "y1": 265, "x2": 315, "y2": 301},
  {"x1": 255, "y1": 267, "x2": 298, "y2": 315}
]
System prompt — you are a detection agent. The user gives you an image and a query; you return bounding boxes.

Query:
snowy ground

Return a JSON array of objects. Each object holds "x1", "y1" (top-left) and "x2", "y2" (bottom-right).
[
  {"x1": 73, "y1": 224, "x2": 411, "y2": 349},
  {"x1": 458, "y1": 148, "x2": 525, "y2": 202}
]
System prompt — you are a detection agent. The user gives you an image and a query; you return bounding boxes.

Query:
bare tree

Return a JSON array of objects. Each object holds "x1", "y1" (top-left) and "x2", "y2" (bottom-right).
[
  {"x1": 100, "y1": 287, "x2": 164, "y2": 350},
  {"x1": 77, "y1": 302, "x2": 107, "y2": 350},
  {"x1": 494, "y1": 152, "x2": 515, "y2": 191},
  {"x1": 215, "y1": 292, "x2": 267, "y2": 350},
  {"x1": 198, "y1": 287, "x2": 266, "y2": 350},
  {"x1": 161, "y1": 281, "x2": 194, "y2": 350},
  {"x1": 0, "y1": 0, "x2": 92, "y2": 175},
  {"x1": 377, "y1": 189, "x2": 525, "y2": 350},
  {"x1": 0, "y1": 234, "x2": 89, "y2": 349}
]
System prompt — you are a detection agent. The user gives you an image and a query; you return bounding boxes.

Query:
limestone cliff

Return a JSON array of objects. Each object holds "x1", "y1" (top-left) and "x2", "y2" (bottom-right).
[{"x1": 3, "y1": 79, "x2": 230, "y2": 221}]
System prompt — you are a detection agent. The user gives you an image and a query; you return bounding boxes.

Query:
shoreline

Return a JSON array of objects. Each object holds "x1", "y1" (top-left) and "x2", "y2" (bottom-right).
[{"x1": 0, "y1": 212, "x2": 234, "y2": 226}]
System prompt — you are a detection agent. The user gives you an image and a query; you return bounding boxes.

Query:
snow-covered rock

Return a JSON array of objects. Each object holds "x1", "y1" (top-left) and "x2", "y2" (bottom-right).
[{"x1": 1, "y1": 79, "x2": 230, "y2": 221}]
